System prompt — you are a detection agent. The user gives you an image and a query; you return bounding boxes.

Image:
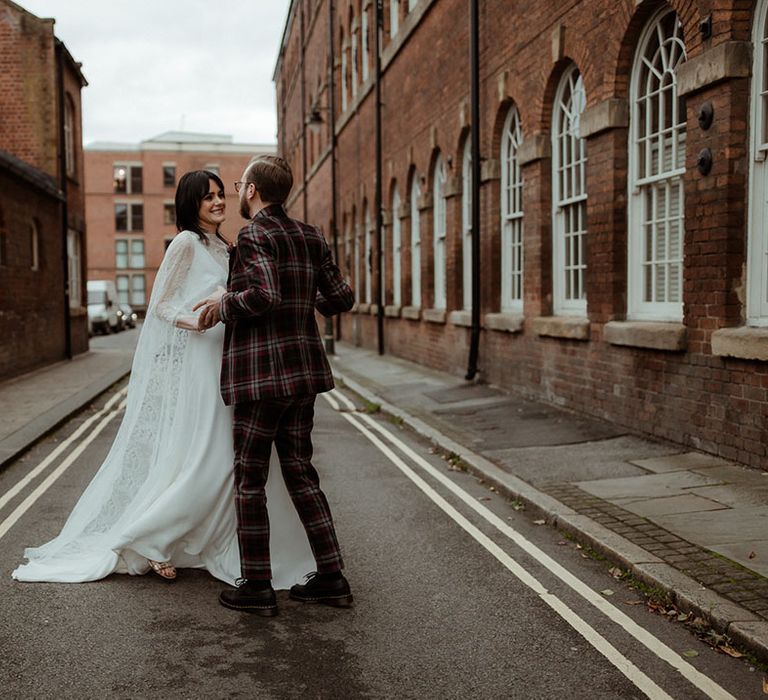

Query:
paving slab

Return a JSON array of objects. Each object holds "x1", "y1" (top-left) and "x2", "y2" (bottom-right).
[
  {"x1": 612, "y1": 494, "x2": 729, "y2": 518},
  {"x1": 577, "y1": 470, "x2": 725, "y2": 501},
  {"x1": 629, "y1": 452, "x2": 737, "y2": 473},
  {"x1": 653, "y1": 506, "x2": 768, "y2": 547},
  {"x1": 708, "y1": 541, "x2": 768, "y2": 578}
]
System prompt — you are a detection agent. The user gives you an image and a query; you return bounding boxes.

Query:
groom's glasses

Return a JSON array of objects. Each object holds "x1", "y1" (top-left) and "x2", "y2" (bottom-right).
[{"x1": 234, "y1": 181, "x2": 251, "y2": 193}]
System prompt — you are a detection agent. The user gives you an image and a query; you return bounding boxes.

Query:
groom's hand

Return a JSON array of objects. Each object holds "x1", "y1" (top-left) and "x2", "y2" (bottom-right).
[{"x1": 193, "y1": 287, "x2": 226, "y2": 329}]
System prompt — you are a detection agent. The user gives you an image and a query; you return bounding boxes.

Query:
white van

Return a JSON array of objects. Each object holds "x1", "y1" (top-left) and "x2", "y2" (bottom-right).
[{"x1": 87, "y1": 280, "x2": 120, "y2": 334}]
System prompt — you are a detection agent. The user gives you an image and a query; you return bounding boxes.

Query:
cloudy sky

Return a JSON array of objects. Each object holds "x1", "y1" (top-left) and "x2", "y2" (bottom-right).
[{"x1": 19, "y1": 0, "x2": 292, "y2": 146}]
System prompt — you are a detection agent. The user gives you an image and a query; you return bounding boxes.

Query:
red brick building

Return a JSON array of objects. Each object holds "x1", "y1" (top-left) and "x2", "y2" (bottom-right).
[
  {"x1": 84, "y1": 133, "x2": 275, "y2": 312},
  {"x1": 275, "y1": 0, "x2": 768, "y2": 470},
  {"x1": 0, "y1": 0, "x2": 88, "y2": 381}
]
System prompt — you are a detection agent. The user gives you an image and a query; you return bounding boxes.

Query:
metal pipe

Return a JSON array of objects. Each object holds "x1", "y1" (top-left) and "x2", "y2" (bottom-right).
[
  {"x1": 374, "y1": 0, "x2": 384, "y2": 355},
  {"x1": 300, "y1": 0, "x2": 308, "y2": 221},
  {"x1": 465, "y1": 0, "x2": 481, "y2": 380},
  {"x1": 326, "y1": 0, "x2": 338, "y2": 352},
  {"x1": 56, "y1": 41, "x2": 72, "y2": 361}
]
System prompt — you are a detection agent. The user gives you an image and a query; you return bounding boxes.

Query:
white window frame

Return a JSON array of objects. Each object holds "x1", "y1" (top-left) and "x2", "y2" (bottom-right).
[
  {"x1": 433, "y1": 155, "x2": 447, "y2": 310},
  {"x1": 552, "y1": 65, "x2": 588, "y2": 316},
  {"x1": 341, "y1": 35, "x2": 349, "y2": 112},
  {"x1": 628, "y1": 7, "x2": 687, "y2": 322},
  {"x1": 748, "y1": 0, "x2": 768, "y2": 325},
  {"x1": 113, "y1": 161, "x2": 142, "y2": 194},
  {"x1": 67, "y1": 229, "x2": 81, "y2": 307},
  {"x1": 351, "y1": 21, "x2": 359, "y2": 97},
  {"x1": 408, "y1": 0, "x2": 418, "y2": 10},
  {"x1": 392, "y1": 187, "x2": 402, "y2": 307},
  {"x1": 501, "y1": 106, "x2": 524, "y2": 312},
  {"x1": 364, "y1": 205, "x2": 373, "y2": 304},
  {"x1": 461, "y1": 138, "x2": 472, "y2": 311},
  {"x1": 115, "y1": 201, "x2": 144, "y2": 232},
  {"x1": 410, "y1": 175, "x2": 421, "y2": 308},
  {"x1": 361, "y1": 7, "x2": 370, "y2": 83},
  {"x1": 354, "y1": 217, "x2": 361, "y2": 301},
  {"x1": 64, "y1": 96, "x2": 75, "y2": 178},
  {"x1": 390, "y1": 0, "x2": 400, "y2": 37}
]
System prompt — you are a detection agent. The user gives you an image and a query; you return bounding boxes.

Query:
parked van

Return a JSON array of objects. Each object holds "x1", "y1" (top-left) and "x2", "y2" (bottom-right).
[{"x1": 87, "y1": 280, "x2": 120, "y2": 334}]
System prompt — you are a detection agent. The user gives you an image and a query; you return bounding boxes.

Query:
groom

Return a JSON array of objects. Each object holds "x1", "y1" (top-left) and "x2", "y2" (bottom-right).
[{"x1": 194, "y1": 155, "x2": 354, "y2": 615}]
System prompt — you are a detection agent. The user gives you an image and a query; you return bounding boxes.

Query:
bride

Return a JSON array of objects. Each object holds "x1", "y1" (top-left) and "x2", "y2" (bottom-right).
[{"x1": 13, "y1": 170, "x2": 314, "y2": 586}]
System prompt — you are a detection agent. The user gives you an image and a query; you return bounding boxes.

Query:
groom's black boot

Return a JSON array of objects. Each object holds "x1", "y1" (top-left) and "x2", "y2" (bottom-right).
[
  {"x1": 219, "y1": 579, "x2": 278, "y2": 616},
  {"x1": 290, "y1": 571, "x2": 353, "y2": 608}
]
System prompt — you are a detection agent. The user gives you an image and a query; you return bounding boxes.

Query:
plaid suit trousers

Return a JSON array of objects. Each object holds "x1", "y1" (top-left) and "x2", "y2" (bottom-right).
[{"x1": 232, "y1": 395, "x2": 344, "y2": 580}]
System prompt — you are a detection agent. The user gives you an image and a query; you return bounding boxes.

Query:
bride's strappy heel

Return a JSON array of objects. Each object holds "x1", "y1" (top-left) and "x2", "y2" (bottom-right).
[{"x1": 148, "y1": 560, "x2": 177, "y2": 581}]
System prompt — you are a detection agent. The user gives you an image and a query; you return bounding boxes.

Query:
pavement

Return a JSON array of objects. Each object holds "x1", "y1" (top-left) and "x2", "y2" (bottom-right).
[{"x1": 1, "y1": 329, "x2": 767, "y2": 664}]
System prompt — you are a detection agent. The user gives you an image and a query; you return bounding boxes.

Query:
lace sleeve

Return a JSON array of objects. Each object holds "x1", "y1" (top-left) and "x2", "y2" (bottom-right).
[{"x1": 150, "y1": 235, "x2": 198, "y2": 329}]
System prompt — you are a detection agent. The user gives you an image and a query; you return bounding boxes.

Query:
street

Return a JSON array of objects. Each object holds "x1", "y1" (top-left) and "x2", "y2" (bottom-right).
[{"x1": 0, "y1": 330, "x2": 762, "y2": 698}]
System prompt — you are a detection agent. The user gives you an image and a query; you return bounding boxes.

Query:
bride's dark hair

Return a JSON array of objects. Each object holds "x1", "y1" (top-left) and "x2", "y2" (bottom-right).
[{"x1": 174, "y1": 169, "x2": 226, "y2": 243}]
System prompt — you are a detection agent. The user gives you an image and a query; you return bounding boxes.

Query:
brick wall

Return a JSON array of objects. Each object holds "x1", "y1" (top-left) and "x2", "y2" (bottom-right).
[{"x1": 277, "y1": 0, "x2": 768, "y2": 470}]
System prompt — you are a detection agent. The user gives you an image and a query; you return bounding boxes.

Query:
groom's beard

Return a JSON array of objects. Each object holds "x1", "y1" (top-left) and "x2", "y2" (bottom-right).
[{"x1": 239, "y1": 197, "x2": 251, "y2": 220}]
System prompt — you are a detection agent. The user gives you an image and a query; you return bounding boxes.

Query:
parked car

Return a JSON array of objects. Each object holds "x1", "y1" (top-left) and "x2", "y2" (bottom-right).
[
  {"x1": 118, "y1": 303, "x2": 138, "y2": 329},
  {"x1": 87, "y1": 280, "x2": 120, "y2": 334}
]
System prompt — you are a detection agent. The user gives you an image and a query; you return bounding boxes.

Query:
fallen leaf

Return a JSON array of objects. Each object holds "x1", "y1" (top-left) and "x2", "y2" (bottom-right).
[
  {"x1": 608, "y1": 566, "x2": 623, "y2": 579},
  {"x1": 624, "y1": 600, "x2": 644, "y2": 606},
  {"x1": 533, "y1": 519, "x2": 546, "y2": 525},
  {"x1": 749, "y1": 551, "x2": 757, "y2": 560},
  {"x1": 489, "y1": 486, "x2": 497, "y2": 492},
  {"x1": 557, "y1": 540, "x2": 567, "y2": 546},
  {"x1": 677, "y1": 613, "x2": 690, "y2": 623},
  {"x1": 512, "y1": 503, "x2": 525, "y2": 511},
  {"x1": 762, "y1": 677, "x2": 768, "y2": 694},
  {"x1": 601, "y1": 589, "x2": 614, "y2": 596},
  {"x1": 477, "y1": 496, "x2": 491, "y2": 501},
  {"x1": 689, "y1": 617, "x2": 709, "y2": 632},
  {"x1": 719, "y1": 645, "x2": 744, "y2": 659},
  {"x1": 682, "y1": 650, "x2": 699, "y2": 658}
]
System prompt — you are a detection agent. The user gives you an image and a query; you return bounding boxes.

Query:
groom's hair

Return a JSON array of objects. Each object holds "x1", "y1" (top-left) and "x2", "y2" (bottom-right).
[{"x1": 245, "y1": 155, "x2": 293, "y2": 204}]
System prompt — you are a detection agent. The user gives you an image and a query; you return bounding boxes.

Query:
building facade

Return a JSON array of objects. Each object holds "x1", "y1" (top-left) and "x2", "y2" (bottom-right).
[
  {"x1": 275, "y1": 0, "x2": 768, "y2": 471},
  {"x1": 0, "y1": 0, "x2": 88, "y2": 381},
  {"x1": 84, "y1": 133, "x2": 275, "y2": 312}
]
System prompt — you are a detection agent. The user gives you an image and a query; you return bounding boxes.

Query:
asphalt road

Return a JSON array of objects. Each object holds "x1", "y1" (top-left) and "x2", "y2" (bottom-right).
[{"x1": 0, "y1": 351, "x2": 763, "y2": 698}]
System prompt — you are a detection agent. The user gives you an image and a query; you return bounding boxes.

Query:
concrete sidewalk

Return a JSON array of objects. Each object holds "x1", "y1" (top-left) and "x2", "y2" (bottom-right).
[
  {"x1": 330, "y1": 342, "x2": 768, "y2": 662},
  {"x1": 0, "y1": 333, "x2": 136, "y2": 469}
]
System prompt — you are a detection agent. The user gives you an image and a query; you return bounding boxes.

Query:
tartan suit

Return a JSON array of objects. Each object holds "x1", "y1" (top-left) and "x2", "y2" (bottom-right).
[{"x1": 220, "y1": 204, "x2": 354, "y2": 580}]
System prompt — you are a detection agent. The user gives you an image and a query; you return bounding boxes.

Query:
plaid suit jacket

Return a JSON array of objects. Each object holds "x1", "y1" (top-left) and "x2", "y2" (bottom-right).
[{"x1": 219, "y1": 204, "x2": 354, "y2": 405}]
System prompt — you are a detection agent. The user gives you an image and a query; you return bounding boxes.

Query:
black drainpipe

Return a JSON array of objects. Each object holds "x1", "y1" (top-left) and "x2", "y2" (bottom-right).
[
  {"x1": 465, "y1": 0, "x2": 480, "y2": 380},
  {"x1": 327, "y1": 0, "x2": 339, "y2": 351},
  {"x1": 300, "y1": 0, "x2": 308, "y2": 222},
  {"x1": 56, "y1": 41, "x2": 72, "y2": 360},
  {"x1": 374, "y1": 0, "x2": 384, "y2": 355}
]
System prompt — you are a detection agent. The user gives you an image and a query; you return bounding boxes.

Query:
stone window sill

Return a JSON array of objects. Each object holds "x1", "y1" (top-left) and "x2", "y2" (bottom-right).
[
  {"x1": 384, "y1": 305, "x2": 402, "y2": 318},
  {"x1": 604, "y1": 321, "x2": 687, "y2": 351},
  {"x1": 532, "y1": 316, "x2": 590, "y2": 340},
  {"x1": 356, "y1": 303, "x2": 370, "y2": 314},
  {"x1": 369, "y1": 304, "x2": 379, "y2": 316},
  {"x1": 448, "y1": 310, "x2": 472, "y2": 328},
  {"x1": 711, "y1": 326, "x2": 768, "y2": 361},
  {"x1": 484, "y1": 312, "x2": 523, "y2": 334},
  {"x1": 422, "y1": 308, "x2": 446, "y2": 324},
  {"x1": 402, "y1": 306, "x2": 421, "y2": 321}
]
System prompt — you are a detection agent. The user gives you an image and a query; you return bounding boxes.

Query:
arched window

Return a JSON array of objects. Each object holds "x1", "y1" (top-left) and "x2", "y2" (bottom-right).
[
  {"x1": 410, "y1": 174, "x2": 421, "y2": 308},
  {"x1": 432, "y1": 154, "x2": 447, "y2": 310},
  {"x1": 30, "y1": 219, "x2": 40, "y2": 271},
  {"x1": 392, "y1": 186, "x2": 402, "y2": 307},
  {"x1": 552, "y1": 65, "x2": 587, "y2": 315},
  {"x1": 461, "y1": 137, "x2": 472, "y2": 311},
  {"x1": 351, "y1": 14, "x2": 359, "y2": 97},
  {"x1": 361, "y1": 5, "x2": 370, "y2": 83},
  {"x1": 748, "y1": 0, "x2": 768, "y2": 324},
  {"x1": 364, "y1": 203, "x2": 372, "y2": 304},
  {"x1": 64, "y1": 95, "x2": 76, "y2": 178},
  {"x1": 628, "y1": 7, "x2": 686, "y2": 321},
  {"x1": 390, "y1": 0, "x2": 400, "y2": 37},
  {"x1": 500, "y1": 105, "x2": 523, "y2": 311},
  {"x1": 340, "y1": 26, "x2": 348, "y2": 112}
]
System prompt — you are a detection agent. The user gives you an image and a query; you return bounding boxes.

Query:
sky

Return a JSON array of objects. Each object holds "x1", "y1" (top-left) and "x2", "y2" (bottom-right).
[{"x1": 18, "y1": 0, "x2": 292, "y2": 146}]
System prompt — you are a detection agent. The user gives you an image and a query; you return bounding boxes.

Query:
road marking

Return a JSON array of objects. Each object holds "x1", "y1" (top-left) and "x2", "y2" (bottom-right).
[
  {"x1": 323, "y1": 390, "x2": 736, "y2": 700},
  {"x1": 0, "y1": 399, "x2": 126, "y2": 542},
  {"x1": 0, "y1": 388, "x2": 128, "y2": 514},
  {"x1": 324, "y1": 402, "x2": 673, "y2": 700}
]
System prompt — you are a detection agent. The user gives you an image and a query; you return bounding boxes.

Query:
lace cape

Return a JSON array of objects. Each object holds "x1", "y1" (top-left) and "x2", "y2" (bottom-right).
[{"x1": 21, "y1": 231, "x2": 231, "y2": 569}]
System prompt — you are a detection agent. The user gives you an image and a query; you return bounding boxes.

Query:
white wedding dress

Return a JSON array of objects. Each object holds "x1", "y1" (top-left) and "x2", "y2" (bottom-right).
[{"x1": 13, "y1": 231, "x2": 315, "y2": 587}]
